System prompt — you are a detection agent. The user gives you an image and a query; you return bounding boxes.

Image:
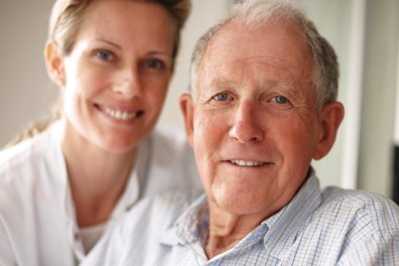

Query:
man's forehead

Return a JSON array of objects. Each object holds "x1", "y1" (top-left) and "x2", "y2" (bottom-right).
[
  {"x1": 198, "y1": 20, "x2": 314, "y2": 88},
  {"x1": 202, "y1": 55, "x2": 299, "y2": 74},
  {"x1": 201, "y1": 56, "x2": 303, "y2": 87},
  {"x1": 203, "y1": 19, "x2": 312, "y2": 68}
]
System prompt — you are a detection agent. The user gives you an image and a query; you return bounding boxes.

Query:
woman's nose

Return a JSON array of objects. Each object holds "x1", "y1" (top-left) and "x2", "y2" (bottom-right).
[{"x1": 112, "y1": 66, "x2": 142, "y2": 98}]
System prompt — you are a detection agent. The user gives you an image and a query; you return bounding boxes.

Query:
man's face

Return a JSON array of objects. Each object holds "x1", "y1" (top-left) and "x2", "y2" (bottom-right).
[{"x1": 181, "y1": 19, "x2": 343, "y2": 218}]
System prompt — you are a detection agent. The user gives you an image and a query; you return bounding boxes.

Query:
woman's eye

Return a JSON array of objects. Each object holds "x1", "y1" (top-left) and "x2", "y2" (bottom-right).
[
  {"x1": 143, "y1": 58, "x2": 166, "y2": 70},
  {"x1": 95, "y1": 49, "x2": 114, "y2": 62},
  {"x1": 211, "y1": 92, "x2": 233, "y2": 102}
]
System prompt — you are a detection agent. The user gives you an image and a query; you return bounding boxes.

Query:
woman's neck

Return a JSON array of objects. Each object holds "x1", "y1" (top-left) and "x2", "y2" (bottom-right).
[{"x1": 61, "y1": 122, "x2": 137, "y2": 227}]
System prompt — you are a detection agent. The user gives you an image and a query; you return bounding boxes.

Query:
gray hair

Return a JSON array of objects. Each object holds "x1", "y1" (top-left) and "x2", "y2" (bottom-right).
[{"x1": 189, "y1": 0, "x2": 339, "y2": 107}]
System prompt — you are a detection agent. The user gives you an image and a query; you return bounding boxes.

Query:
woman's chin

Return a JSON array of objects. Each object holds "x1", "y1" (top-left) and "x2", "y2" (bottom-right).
[{"x1": 96, "y1": 139, "x2": 139, "y2": 155}]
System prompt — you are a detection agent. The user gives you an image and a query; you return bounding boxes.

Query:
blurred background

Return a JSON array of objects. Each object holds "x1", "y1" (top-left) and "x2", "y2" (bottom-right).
[{"x1": 1, "y1": 0, "x2": 398, "y2": 202}]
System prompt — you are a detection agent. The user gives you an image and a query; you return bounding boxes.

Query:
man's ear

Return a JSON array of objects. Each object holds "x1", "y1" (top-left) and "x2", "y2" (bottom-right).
[
  {"x1": 180, "y1": 92, "x2": 195, "y2": 146},
  {"x1": 44, "y1": 42, "x2": 65, "y2": 87},
  {"x1": 313, "y1": 101, "x2": 345, "y2": 160}
]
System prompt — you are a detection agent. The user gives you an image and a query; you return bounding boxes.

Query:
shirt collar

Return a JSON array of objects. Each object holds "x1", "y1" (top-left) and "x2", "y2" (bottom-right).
[
  {"x1": 265, "y1": 169, "x2": 322, "y2": 260},
  {"x1": 44, "y1": 121, "x2": 85, "y2": 258},
  {"x1": 109, "y1": 168, "x2": 140, "y2": 219},
  {"x1": 160, "y1": 168, "x2": 322, "y2": 256},
  {"x1": 115, "y1": 133, "x2": 152, "y2": 215},
  {"x1": 45, "y1": 120, "x2": 69, "y2": 216}
]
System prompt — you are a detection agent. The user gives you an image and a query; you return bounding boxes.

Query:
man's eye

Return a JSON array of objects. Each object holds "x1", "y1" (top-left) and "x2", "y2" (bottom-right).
[
  {"x1": 95, "y1": 49, "x2": 114, "y2": 62},
  {"x1": 272, "y1": 95, "x2": 289, "y2": 104},
  {"x1": 211, "y1": 92, "x2": 233, "y2": 102},
  {"x1": 143, "y1": 58, "x2": 166, "y2": 70},
  {"x1": 268, "y1": 95, "x2": 294, "y2": 110}
]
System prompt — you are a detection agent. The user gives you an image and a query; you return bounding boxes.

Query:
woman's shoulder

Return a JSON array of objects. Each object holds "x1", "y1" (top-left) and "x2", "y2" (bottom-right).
[
  {"x1": 0, "y1": 126, "x2": 58, "y2": 187},
  {"x1": 151, "y1": 127, "x2": 191, "y2": 154},
  {"x1": 0, "y1": 124, "x2": 68, "y2": 225},
  {"x1": 120, "y1": 189, "x2": 201, "y2": 237},
  {"x1": 143, "y1": 127, "x2": 202, "y2": 192},
  {"x1": 0, "y1": 137, "x2": 41, "y2": 175},
  {"x1": 0, "y1": 134, "x2": 47, "y2": 221},
  {"x1": 149, "y1": 127, "x2": 195, "y2": 170}
]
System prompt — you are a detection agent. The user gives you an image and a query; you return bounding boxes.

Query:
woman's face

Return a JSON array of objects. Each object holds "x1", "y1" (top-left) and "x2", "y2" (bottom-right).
[{"x1": 50, "y1": 0, "x2": 176, "y2": 153}]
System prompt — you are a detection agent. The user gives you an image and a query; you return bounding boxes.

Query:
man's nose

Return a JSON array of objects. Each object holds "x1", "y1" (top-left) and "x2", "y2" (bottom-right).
[
  {"x1": 112, "y1": 66, "x2": 141, "y2": 98},
  {"x1": 228, "y1": 100, "x2": 264, "y2": 143}
]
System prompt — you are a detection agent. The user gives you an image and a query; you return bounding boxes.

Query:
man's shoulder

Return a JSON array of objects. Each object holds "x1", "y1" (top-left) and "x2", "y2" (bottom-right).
[
  {"x1": 318, "y1": 187, "x2": 399, "y2": 233},
  {"x1": 320, "y1": 187, "x2": 399, "y2": 215},
  {"x1": 288, "y1": 186, "x2": 399, "y2": 262}
]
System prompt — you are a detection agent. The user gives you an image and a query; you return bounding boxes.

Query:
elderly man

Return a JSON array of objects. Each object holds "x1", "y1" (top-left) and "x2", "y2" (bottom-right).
[{"x1": 84, "y1": 0, "x2": 399, "y2": 265}]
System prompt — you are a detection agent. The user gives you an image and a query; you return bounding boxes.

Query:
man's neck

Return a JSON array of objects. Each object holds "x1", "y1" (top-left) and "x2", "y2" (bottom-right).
[{"x1": 205, "y1": 201, "x2": 274, "y2": 258}]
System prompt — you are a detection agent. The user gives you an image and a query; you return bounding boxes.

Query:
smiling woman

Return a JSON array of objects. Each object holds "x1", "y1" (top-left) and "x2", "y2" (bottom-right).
[
  {"x1": 52, "y1": 0, "x2": 176, "y2": 154},
  {"x1": 0, "y1": 0, "x2": 202, "y2": 266}
]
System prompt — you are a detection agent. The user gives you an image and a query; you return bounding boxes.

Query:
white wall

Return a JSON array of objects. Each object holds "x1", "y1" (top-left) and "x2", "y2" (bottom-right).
[
  {"x1": 0, "y1": 0, "x2": 57, "y2": 146},
  {"x1": 1, "y1": 0, "x2": 398, "y2": 197},
  {"x1": 358, "y1": 0, "x2": 399, "y2": 196},
  {"x1": 301, "y1": 0, "x2": 399, "y2": 196},
  {"x1": 299, "y1": 0, "x2": 353, "y2": 188},
  {"x1": 157, "y1": 0, "x2": 229, "y2": 131}
]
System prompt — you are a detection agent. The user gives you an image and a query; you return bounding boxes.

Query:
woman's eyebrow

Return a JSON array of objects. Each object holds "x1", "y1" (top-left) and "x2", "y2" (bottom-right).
[{"x1": 92, "y1": 37, "x2": 122, "y2": 50}]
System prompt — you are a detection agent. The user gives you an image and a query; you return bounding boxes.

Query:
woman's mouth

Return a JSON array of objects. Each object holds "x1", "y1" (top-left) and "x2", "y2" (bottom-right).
[{"x1": 95, "y1": 104, "x2": 144, "y2": 121}]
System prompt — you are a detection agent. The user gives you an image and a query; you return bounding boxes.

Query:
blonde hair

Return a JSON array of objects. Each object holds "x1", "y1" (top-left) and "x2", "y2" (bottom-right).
[
  {"x1": 49, "y1": 0, "x2": 191, "y2": 56},
  {"x1": 6, "y1": 0, "x2": 191, "y2": 147}
]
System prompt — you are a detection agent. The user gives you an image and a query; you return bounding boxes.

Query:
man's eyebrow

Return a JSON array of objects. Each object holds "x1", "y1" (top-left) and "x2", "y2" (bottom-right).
[
  {"x1": 209, "y1": 78, "x2": 236, "y2": 88},
  {"x1": 208, "y1": 78, "x2": 289, "y2": 92}
]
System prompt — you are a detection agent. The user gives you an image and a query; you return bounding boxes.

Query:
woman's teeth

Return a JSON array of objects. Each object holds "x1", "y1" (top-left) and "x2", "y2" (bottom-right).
[{"x1": 103, "y1": 107, "x2": 138, "y2": 121}]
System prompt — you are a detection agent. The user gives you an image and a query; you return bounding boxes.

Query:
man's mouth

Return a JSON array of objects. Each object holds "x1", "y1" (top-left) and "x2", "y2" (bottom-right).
[{"x1": 227, "y1": 160, "x2": 269, "y2": 167}]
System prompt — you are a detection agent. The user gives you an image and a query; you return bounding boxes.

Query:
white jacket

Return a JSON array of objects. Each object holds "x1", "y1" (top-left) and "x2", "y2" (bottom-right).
[{"x1": 0, "y1": 121, "x2": 201, "y2": 266}]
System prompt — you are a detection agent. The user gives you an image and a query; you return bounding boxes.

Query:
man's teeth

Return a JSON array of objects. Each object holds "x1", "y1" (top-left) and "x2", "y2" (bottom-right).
[
  {"x1": 229, "y1": 160, "x2": 265, "y2": 167},
  {"x1": 103, "y1": 107, "x2": 137, "y2": 121}
]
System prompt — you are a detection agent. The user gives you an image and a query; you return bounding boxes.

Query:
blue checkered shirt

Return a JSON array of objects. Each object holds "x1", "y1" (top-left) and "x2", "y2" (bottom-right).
[{"x1": 84, "y1": 173, "x2": 399, "y2": 266}]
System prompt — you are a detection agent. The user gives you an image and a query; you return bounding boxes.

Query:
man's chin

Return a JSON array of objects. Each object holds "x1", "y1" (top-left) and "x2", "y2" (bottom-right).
[{"x1": 211, "y1": 194, "x2": 272, "y2": 218}]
